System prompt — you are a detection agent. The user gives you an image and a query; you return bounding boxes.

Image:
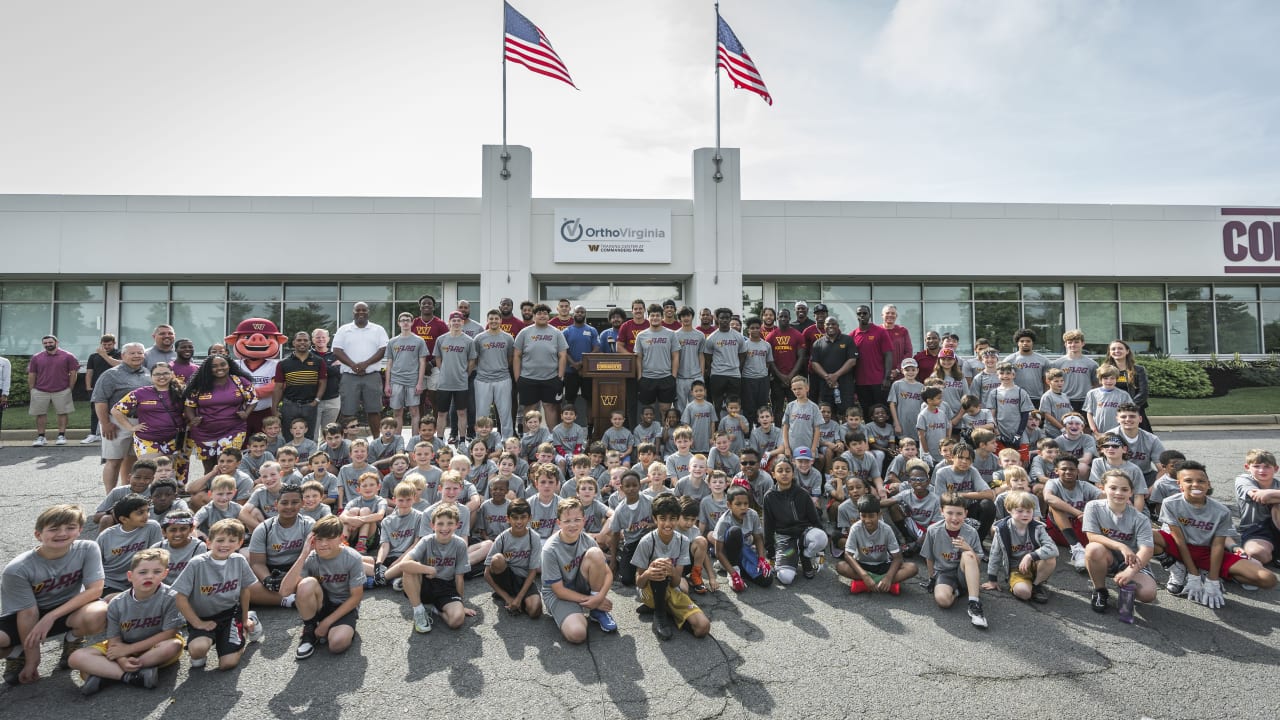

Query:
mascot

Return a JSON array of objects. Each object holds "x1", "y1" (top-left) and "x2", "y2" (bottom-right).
[{"x1": 226, "y1": 318, "x2": 288, "y2": 434}]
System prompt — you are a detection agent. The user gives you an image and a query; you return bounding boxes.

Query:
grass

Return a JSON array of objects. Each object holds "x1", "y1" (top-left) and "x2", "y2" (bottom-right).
[
  {"x1": 2, "y1": 405, "x2": 95, "y2": 432},
  {"x1": 1147, "y1": 386, "x2": 1280, "y2": 416}
]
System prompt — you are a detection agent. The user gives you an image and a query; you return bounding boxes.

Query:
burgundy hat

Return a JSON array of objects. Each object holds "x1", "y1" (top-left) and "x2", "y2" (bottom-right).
[{"x1": 448, "y1": 311, "x2": 465, "y2": 321}]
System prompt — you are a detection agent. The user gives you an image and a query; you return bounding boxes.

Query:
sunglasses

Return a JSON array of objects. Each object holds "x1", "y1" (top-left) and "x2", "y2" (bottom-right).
[
  {"x1": 741, "y1": 460, "x2": 758, "y2": 466},
  {"x1": 1101, "y1": 444, "x2": 1124, "y2": 449}
]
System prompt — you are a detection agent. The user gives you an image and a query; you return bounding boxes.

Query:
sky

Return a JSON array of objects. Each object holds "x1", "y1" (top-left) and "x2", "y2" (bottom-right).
[{"x1": 2, "y1": 1, "x2": 1278, "y2": 204}]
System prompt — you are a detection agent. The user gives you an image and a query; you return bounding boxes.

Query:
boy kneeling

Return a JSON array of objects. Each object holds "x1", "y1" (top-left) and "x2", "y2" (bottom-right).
[
  {"x1": 921, "y1": 493, "x2": 988, "y2": 628},
  {"x1": 982, "y1": 491, "x2": 1058, "y2": 604},
  {"x1": 71, "y1": 549, "x2": 184, "y2": 695},
  {"x1": 281, "y1": 516, "x2": 366, "y2": 659}
]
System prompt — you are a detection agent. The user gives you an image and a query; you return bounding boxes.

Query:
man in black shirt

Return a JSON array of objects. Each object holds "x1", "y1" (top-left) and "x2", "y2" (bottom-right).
[
  {"x1": 273, "y1": 331, "x2": 328, "y2": 439},
  {"x1": 83, "y1": 334, "x2": 121, "y2": 443},
  {"x1": 809, "y1": 317, "x2": 858, "y2": 416}
]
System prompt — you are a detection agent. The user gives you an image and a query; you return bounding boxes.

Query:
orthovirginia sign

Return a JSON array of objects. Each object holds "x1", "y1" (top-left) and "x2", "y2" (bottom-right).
[
  {"x1": 1222, "y1": 208, "x2": 1280, "y2": 273},
  {"x1": 554, "y1": 208, "x2": 671, "y2": 263}
]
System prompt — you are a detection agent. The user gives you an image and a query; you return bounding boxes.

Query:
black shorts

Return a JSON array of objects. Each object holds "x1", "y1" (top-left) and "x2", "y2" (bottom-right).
[
  {"x1": 638, "y1": 376, "x2": 677, "y2": 405},
  {"x1": 860, "y1": 561, "x2": 892, "y2": 576},
  {"x1": 489, "y1": 567, "x2": 529, "y2": 599},
  {"x1": 419, "y1": 577, "x2": 463, "y2": 612},
  {"x1": 0, "y1": 608, "x2": 71, "y2": 644},
  {"x1": 440, "y1": 389, "x2": 471, "y2": 412},
  {"x1": 518, "y1": 377, "x2": 562, "y2": 406},
  {"x1": 1242, "y1": 518, "x2": 1280, "y2": 547},
  {"x1": 188, "y1": 605, "x2": 247, "y2": 657},
  {"x1": 935, "y1": 569, "x2": 968, "y2": 593},
  {"x1": 319, "y1": 592, "x2": 360, "y2": 629},
  {"x1": 1103, "y1": 549, "x2": 1156, "y2": 578}
]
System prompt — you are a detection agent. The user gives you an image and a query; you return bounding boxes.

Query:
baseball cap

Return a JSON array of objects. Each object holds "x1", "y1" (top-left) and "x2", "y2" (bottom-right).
[
  {"x1": 795, "y1": 300, "x2": 809, "y2": 309},
  {"x1": 813, "y1": 303, "x2": 828, "y2": 313},
  {"x1": 900, "y1": 358, "x2": 918, "y2": 368},
  {"x1": 938, "y1": 348, "x2": 956, "y2": 359},
  {"x1": 793, "y1": 447, "x2": 813, "y2": 460},
  {"x1": 982, "y1": 348, "x2": 1000, "y2": 357},
  {"x1": 448, "y1": 311, "x2": 464, "y2": 321}
]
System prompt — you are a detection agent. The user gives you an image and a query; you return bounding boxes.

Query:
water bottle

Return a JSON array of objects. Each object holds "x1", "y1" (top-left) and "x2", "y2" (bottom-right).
[
  {"x1": 833, "y1": 387, "x2": 843, "y2": 405},
  {"x1": 1117, "y1": 583, "x2": 1136, "y2": 624}
]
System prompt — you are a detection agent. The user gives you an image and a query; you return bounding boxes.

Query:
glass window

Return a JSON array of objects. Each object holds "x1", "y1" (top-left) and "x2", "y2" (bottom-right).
[
  {"x1": 1216, "y1": 300, "x2": 1261, "y2": 354},
  {"x1": 1215, "y1": 285, "x2": 1258, "y2": 302},
  {"x1": 54, "y1": 303, "x2": 103, "y2": 360},
  {"x1": 1079, "y1": 303, "x2": 1118, "y2": 355},
  {"x1": 457, "y1": 282, "x2": 481, "y2": 306},
  {"x1": 974, "y1": 302, "x2": 1021, "y2": 351},
  {"x1": 284, "y1": 303, "x2": 338, "y2": 337},
  {"x1": 170, "y1": 303, "x2": 226, "y2": 355},
  {"x1": 1120, "y1": 302, "x2": 1165, "y2": 355},
  {"x1": 974, "y1": 284, "x2": 1018, "y2": 301},
  {"x1": 822, "y1": 303, "x2": 861, "y2": 330},
  {"x1": 226, "y1": 298, "x2": 281, "y2": 330},
  {"x1": 923, "y1": 285, "x2": 970, "y2": 302},
  {"x1": 541, "y1": 284, "x2": 613, "y2": 306},
  {"x1": 611, "y1": 284, "x2": 682, "y2": 305},
  {"x1": 1261, "y1": 286, "x2": 1280, "y2": 302},
  {"x1": 741, "y1": 283, "x2": 763, "y2": 319},
  {"x1": 121, "y1": 284, "x2": 167, "y2": 302},
  {"x1": 395, "y1": 282, "x2": 443, "y2": 302},
  {"x1": 171, "y1": 284, "x2": 224, "y2": 302},
  {"x1": 120, "y1": 303, "x2": 169, "y2": 347},
  {"x1": 1263, "y1": 303, "x2": 1280, "y2": 352},
  {"x1": 287, "y1": 284, "x2": 340, "y2": 302},
  {"x1": 229, "y1": 284, "x2": 283, "y2": 302},
  {"x1": 923, "y1": 302, "x2": 972, "y2": 351},
  {"x1": 1166, "y1": 302, "x2": 1213, "y2": 354},
  {"x1": 1168, "y1": 285, "x2": 1210, "y2": 301},
  {"x1": 873, "y1": 285, "x2": 921, "y2": 301},
  {"x1": 1023, "y1": 285, "x2": 1063, "y2": 301},
  {"x1": 1078, "y1": 284, "x2": 1117, "y2": 301},
  {"x1": 1119, "y1": 284, "x2": 1163, "y2": 302},
  {"x1": 55, "y1": 282, "x2": 104, "y2": 302},
  {"x1": 0, "y1": 303, "x2": 52, "y2": 355},
  {"x1": 0, "y1": 282, "x2": 52, "y2": 301},
  {"x1": 1022, "y1": 302, "x2": 1065, "y2": 354},
  {"x1": 340, "y1": 283, "x2": 391, "y2": 302},
  {"x1": 823, "y1": 284, "x2": 870, "y2": 303},
  {"x1": 777, "y1": 282, "x2": 821, "y2": 304}
]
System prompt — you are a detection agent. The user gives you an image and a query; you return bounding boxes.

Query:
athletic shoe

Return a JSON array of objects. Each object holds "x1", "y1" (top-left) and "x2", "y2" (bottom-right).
[
  {"x1": 1031, "y1": 584, "x2": 1051, "y2": 604},
  {"x1": 413, "y1": 605, "x2": 433, "y2": 634},
  {"x1": 247, "y1": 611, "x2": 264, "y2": 643},
  {"x1": 58, "y1": 634, "x2": 82, "y2": 669},
  {"x1": 801, "y1": 556, "x2": 816, "y2": 579},
  {"x1": 392, "y1": 578, "x2": 404, "y2": 592},
  {"x1": 889, "y1": 583, "x2": 901, "y2": 596},
  {"x1": 80, "y1": 675, "x2": 104, "y2": 696},
  {"x1": 1091, "y1": 588, "x2": 1109, "y2": 613},
  {"x1": 189, "y1": 656, "x2": 207, "y2": 668},
  {"x1": 729, "y1": 571, "x2": 746, "y2": 593},
  {"x1": 55, "y1": 435, "x2": 66, "y2": 446},
  {"x1": 80, "y1": 434, "x2": 100, "y2": 444},
  {"x1": 967, "y1": 600, "x2": 988, "y2": 629},
  {"x1": 121, "y1": 667, "x2": 157, "y2": 689},
  {"x1": 1240, "y1": 583, "x2": 1259, "y2": 592},
  {"x1": 3, "y1": 653, "x2": 23, "y2": 686},
  {"x1": 296, "y1": 624, "x2": 318, "y2": 659},
  {"x1": 964, "y1": 517, "x2": 981, "y2": 530},
  {"x1": 849, "y1": 579, "x2": 867, "y2": 594},
  {"x1": 589, "y1": 608, "x2": 618, "y2": 632},
  {"x1": 32, "y1": 436, "x2": 46, "y2": 447},
  {"x1": 1167, "y1": 562, "x2": 1188, "y2": 596},
  {"x1": 364, "y1": 575, "x2": 375, "y2": 589},
  {"x1": 279, "y1": 594, "x2": 296, "y2": 608},
  {"x1": 652, "y1": 610, "x2": 674, "y2": 641},
  {"x1": 1069, "y1": 544, "x2": 1087, "y2": 571}
]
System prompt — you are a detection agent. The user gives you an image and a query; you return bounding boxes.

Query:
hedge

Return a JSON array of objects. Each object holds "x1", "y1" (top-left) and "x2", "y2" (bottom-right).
[
  {"x1": 1140, "y1": 356, "x2": 1213, "y2": 399},
  {"x1": 4, "y1": 356, "x2": 29, "y2": 404}
]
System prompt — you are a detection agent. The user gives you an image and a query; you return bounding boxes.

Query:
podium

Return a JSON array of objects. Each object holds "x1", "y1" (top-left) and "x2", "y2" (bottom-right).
[{"x1": 581, "y1": 353, "x2": 639, "y2": 439}]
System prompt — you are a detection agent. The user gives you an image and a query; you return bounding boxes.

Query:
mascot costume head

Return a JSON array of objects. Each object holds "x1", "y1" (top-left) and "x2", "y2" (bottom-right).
[{"x1": 226, "y1": 318, "x2": 288, "y2": 402}]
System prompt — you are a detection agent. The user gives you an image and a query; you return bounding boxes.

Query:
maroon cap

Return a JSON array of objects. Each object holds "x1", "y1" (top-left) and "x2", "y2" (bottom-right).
[{"x1": 448, "y1": 311, "x2": 465, "y2": 321}]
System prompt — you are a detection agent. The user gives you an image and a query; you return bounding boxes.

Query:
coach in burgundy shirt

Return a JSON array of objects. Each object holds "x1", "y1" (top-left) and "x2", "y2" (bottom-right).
[
  {"x1": 913, "y1": 330, "x2": 942, "y2": 380},
  {"x1": 880, "y1": 304, "x2": 913, "y2": 381},
  {"x1": 27, "y1": 334, "x2": 80, "y2": 444},
  {"x1": 851, "y1": 305, "x2": 893, "y2": 419}
]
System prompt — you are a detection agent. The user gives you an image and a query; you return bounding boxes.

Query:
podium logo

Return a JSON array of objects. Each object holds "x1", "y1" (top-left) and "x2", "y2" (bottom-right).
[{"x1": 601, "y1": 395, "x2": 618, "y2": 406}]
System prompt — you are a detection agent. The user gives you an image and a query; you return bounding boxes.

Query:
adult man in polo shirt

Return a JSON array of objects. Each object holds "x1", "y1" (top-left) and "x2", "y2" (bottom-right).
[
  {"x1": 851, "y1": 305, "x2": 894, "y2": 419},
  {"x1": 881, "y1": 304, "x2": 913, "y2": 381},
  {"x1": 91, "y1": 342, "x2": 150, "y2": 491},
  {"x1": 411, "y1": 294, "x2": 449, "y2": 428},
  {"x1": 562, "y1": 304, "x2": 600, "y2": 413},
  {"x1": 513, "y1": 303, "x2": 569, "y2": 427},
  {"x1": 332, "y1": 302, "x2": 389, "y2": 434},
  {"x1": 27, "y1": 335, "x2": 79, "y2": 447},
  {"x1": 144, "y1": 324, "x2": 177, "y2": 370},
  {"x1": 913, "y1": 330, "x2": 943, "y2": 380},
  {"x1": 272, "y1": 331, "x2": 328, "y2": 439},
  {"x1": 810, "y1": 317, "x2": 858, "y2": 416},
  {"x1": 802, "y1": 303, "x2": 828, "y2": 392},
  {"x1": 767, "y1": 308, "x2": 806, "y2": 417}
]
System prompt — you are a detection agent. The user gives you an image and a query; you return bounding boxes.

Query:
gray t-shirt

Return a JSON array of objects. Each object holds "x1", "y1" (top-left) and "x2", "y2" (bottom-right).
[
  {"x1": 782, "y1": 399, "x2": 820, "y2": 452},
  {"x1": 529, "y1": 496, "x2": 560, "y2": 539},
  {"x1": 106, "y1": 586, "x2": 184, "y2": 643},
  {"x1": 540, "y1": 532, "x2": 598, "y2": 600},
  {"x1": 675, "y1": 476, "x2": 711, "y2": 503},
  {"x1": 985, "y1": 385, "x2": 1034, "y2": 439},
  {"x1": 193, "y1": 501, "x2": 243, "y2": 536},
  {"x1": 699, "y1": 495, "x2": 729, "y2": 531},
  {"x1": 895, "y1": 490, "x2": 942, "y2": 530},
  {"x1": 301, "y1": 546, "x2": 367, "y2": 603},
  {"x1": 1081, "y1": 499, "x2": 1153, "y2": 552},
  {"x1": 1054, "y1": 355, "x2": 1099, "y2": 401},
  {"x1": 1158, "y1": 495, "x2": 1234, "y2": 547},
  {"x1": 156, "y1": 538, "x2": 206, "y2": 584},
  {"x1": 514, "y1": 325, "x2": 569, "y2": 381},
  {"x1": 248, "y1": 515, "x2": 316, "y2": 567},
  {"x1": 171, "y1": 553, "x2": 258, "y2": 618},
  {"x1": 421, "y1": 501, "x2": 470, "y2": 539},
  {"x1": 408, "y1": 534, "x2": 470, "y2": 583},
  {"x1": 1084, "y1": 388, "x2": 1132, "y2": 434},
  {"x1": 1045, "y1": 477, "x2": 1101, "y2": 511},
  {"x1": 1104, "y1": 427, "x2": 1166, "y2": 475},
  {"x1": 1003, "y1": 352, "x2": 1048, "y2": 399},
  {"x1": 611, "y1": 495, "x2": 656, "y2": 546},
  {"x1": 434, "y1": 333, "x2": 477, "y2": 391},
  {"x1": 144, "y1": 346, "x2": 178, "y2": 371},
  {"x1": 581, "y1": 499, "x2": 612, "y2": 534},
  {"x1": 97, "y1": 521, "x2": 164, "y2": 588},
  {"x1": 630, "y1": 529, "x2": 691, "y2": 570},
  {"x1": 845, "y1": 521, "x2": 900, "y2": 566},
  {"x1": 479, "y1": 500, "x2": 511, "y2": 539},
  {"x1": 704, "y1": 329, "x2": 747, "y2": 377},
  {"x1": 673, "y1": 329, "x2": 707, "y2": 379},
  {"x1": 486, "y1": 529, "x2": 543, "y2": 576},
  {"x1": 1088, "y1": 459, "x2": 1148, "y2": 496},
  {"x1": 1, "y1": 540, "x2": 105, "y2": 614},
  {"x1": 631, "y1": 421, "x2": 663, "y2": 449},
  {"x1": 602, "y1": 427, "x2": 634, "y2": 455},
  {"x1": 748, "y1": 425, "x2": 782, "y2": 456},
  {"x1": 635, "y1": 326, "x2": 677, "y2": 379},
  {"x1": 713, "y1": 507, "x2": 762, "y2": 543},
  {"x1": 474, "y1": 331, "x2": 516, "y2": 383},
  {"x1": 245, "y1": 486, "x2": 281, "y2": 520},
  {"x1": 741, "y1": 338, "x2": 773, "y2": 379},
  {"x1": 889, "y1": 379, "x2": 924, "y2": 439},
  {"x1": 920, "y1": 521, "x2": 982, "y2": 573},
  {"x1": 681, "y1": 401, "x2": 718, "y2": 451},
  {"x1": 1235, "y1": 473, "x2": 1275, "y2": 534},
  {"x1": 932, "y1": 466, "x2": 990, "y2": 497},
  {"x1": 386, "y1": 334, "x2": 429, "y2": 386},
  {"x1": 987, "y1": 520, "x2": 1058, "y2": 582}
]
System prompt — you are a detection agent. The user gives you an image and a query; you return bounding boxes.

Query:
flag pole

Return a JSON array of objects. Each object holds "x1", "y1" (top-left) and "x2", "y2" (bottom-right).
[
  {"x1": 713, "y1": 2, "x2": 723, "y2": 183},
  {"x1": 501, "y1": 2, "x2": 511, "y2": 181}
]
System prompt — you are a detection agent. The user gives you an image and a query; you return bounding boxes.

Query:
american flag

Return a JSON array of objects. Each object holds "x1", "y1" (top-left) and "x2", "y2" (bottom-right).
[
  {"x1": 717, "y1": 14, "x2": 771, "y2": 105},
  {"x1": 504, "y1": 2, "x2": 577, "y2": 89}
]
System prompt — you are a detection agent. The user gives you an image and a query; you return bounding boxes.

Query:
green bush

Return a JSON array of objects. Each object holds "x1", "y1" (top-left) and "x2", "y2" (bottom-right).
[
  {"x1": 5, "y1": 356, "x2": 29, "y2": 405},
  {"x1": 1141, "y1": 356, "x2": 1213, "y2": 398}
]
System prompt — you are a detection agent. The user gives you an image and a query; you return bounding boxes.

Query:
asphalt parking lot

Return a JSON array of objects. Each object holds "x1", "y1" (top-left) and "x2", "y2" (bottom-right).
[{"x1": 1, "y1": 431, "x2": 1277, "y2": 719}]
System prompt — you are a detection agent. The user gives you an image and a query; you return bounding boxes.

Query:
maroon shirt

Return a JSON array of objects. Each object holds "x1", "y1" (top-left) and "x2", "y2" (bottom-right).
[
  {"x1": 410, "y1": 316, "x2": 450, "y2": 355},
  {"x1": 913, "y1": 349, "x2": 941, "y2": 380},
  {"x1": 851, "y1": 325, "x2": 892, "y2": 386},
  {"x1": 618, "y1": 319, "x2": 646, "y2": 354},
  {"x1": 498, "y1": 315, "x2": 526, "y2": 338},
  {"x1": 28, "y1": 349, "x2": 79, "y2": 392},
  {"x1": 882, "y1": 324, "x2": 913, "y2": 372},
  {"x1": 765, "y1": 327, "x2": 805, "y2": 377},
  {"x1": 549, "y1": 316, "x2": 573, "y2": 330}
]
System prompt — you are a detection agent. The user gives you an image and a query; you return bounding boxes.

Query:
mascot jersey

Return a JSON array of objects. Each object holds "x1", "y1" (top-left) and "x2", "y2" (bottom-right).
[{"x1": 226, "y1": 318, "x2": 289, "y2": 412}]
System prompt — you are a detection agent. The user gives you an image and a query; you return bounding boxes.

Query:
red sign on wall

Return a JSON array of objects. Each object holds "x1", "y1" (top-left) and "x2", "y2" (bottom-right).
[{"x1": 1222, "y1": 208, "x2": 1280, "y2": 273}]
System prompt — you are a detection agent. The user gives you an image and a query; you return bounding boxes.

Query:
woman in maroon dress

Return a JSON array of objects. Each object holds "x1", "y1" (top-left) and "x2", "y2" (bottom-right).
[{"x1": 183, "y1": 354, "x2": 257, "y2": 472}]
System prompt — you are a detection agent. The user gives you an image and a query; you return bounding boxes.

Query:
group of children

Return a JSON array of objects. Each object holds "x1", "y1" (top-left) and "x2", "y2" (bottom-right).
[{"x1": 4, "y1": 389, "x2": 1280, "y2": 695}]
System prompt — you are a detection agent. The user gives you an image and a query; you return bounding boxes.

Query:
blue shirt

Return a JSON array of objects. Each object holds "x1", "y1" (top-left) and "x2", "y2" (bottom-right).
[
  {"x1": 563, "y1": 323, "x2": 600, "y2": 371},
  {"x1": 599, "y1": 328, "x2": 621, "y2": 354}
]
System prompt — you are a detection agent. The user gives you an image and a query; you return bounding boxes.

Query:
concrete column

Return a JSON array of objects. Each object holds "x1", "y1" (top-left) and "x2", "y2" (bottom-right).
[
  {"x1": 691, "y1": 148, "x2": 743, "y2": 313},
  {"x1": 480, "y1": 145, "x2": 534, "y2": 311}
]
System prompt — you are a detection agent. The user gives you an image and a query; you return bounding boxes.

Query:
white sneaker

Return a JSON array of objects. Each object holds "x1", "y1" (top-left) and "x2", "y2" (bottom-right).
[
  {"x1": 279, "y1": 593, "x2": 296, "y2": 608},
  {"x1": 80, "y1": 434, "x2": 100, "y2": 444},
  {"x1": 413, "y1": 606, "x2": 433, "y2": 633},
  {"x1": 1167, "y1": 562, "x2": 1188, "y2": 596},
  {"x1": 32, "y1": 436, "x2": 46, "y2": 447},
  {"x1": 247, "y1": 611, "x2": 264, "y2": 643},
  {"x1": 1069, "y1": 544, "x2": 1086, "y2": 571},
  {"x1": 55, "y1": 435, "x2": 66, "y2": 446}
]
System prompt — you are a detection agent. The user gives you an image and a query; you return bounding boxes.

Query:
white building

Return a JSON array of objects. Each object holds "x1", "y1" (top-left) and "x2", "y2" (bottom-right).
[{"x1": 2, "y1": 146, "x2": 1275, "y2": 360}]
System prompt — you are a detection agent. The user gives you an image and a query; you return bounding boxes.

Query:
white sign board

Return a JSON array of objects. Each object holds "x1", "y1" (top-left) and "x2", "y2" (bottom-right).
[{"x1": 554, "y1": 208, "x2": 671, "y2": 263}]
